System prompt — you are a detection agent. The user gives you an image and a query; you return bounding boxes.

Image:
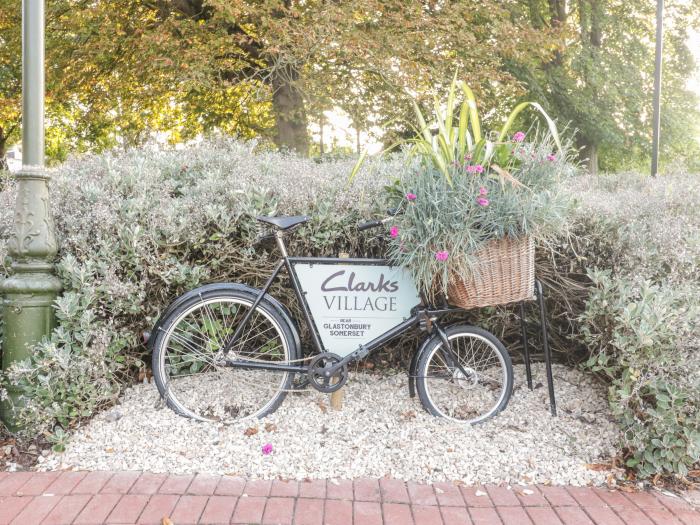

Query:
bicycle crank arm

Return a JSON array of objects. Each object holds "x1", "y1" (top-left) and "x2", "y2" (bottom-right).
[{"x1": 226, "y1": 359, "x2": 308, "y2": 374}]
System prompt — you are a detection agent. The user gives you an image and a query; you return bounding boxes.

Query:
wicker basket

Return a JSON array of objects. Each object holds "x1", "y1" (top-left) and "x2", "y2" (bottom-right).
[{"x1": 447, "y1": 236, "x2": 535, "y2": 310}]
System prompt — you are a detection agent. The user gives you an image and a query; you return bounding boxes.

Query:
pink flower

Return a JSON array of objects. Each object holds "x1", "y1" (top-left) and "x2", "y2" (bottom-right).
[
  {"x1": 464, "y1": 153, "x2": 472, "y2": 161},
  {"x1": 477, "y1": 197, "x2": 490, "y2": 207},
  {"x1": 547, "y1": 154, "x2": 556, "y2": 161},
  {"x1": 474, "y1": 164, "x2": 484, "y2": 173},
  {"x1": 466, "y1": 165, "x2": 476, "y2": 173},
  {"x1": 406, "y1": 192, "x2": 417, "y2": 201},
  {"x1": 435, "y1": 250, "x2": 449, "y2": 261},
  {"x1": 262, "y1": 443, "x2": 273, "y2": 455},
  {"x1": 479, "y1": 186, "x2": 488, "y2": 196},
  {"x1": 512, "y1": 131, "x2": 526, "y2": 142},
  {"x1": 390, "y1": 226, "x2": 399, "y2": 238}
]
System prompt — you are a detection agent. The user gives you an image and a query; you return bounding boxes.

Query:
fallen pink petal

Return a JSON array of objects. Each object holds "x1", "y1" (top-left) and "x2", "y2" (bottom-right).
[{"x1": 262, "y1": 443, "x2": 273, "y2": 455}]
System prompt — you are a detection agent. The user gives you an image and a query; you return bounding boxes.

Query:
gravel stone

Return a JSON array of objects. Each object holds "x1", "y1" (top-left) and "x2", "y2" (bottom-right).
[{"x1": 41, "y1": 364, "x2": 620, "y2": 486}]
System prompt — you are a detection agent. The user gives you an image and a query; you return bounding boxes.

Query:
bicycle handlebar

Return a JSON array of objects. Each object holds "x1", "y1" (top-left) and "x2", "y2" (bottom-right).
[{"x1": 357, "y1": 220, "x2": 384, "y2": 231}]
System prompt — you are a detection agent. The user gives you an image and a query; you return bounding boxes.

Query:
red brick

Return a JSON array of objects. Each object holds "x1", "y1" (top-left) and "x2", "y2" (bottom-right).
[
  {"x1": 485, "y1": 486, "x2": 519, "y2": 507},
  {"x1": 0, "y1": 472, "x2": 33, "y2": 496},
  {"x1": 676, "y1": 509, "x2": 700, "y2": 525},
  {"x1": 46, "y1": 472, "x2": 88, "y2": 495},
  {"x1": 539, "y1": 486, "x2": 577, "y2": 507},
  {"x1": 554, "y1": 506, "x2": 594, "y2": 525},
  {"x1": 354, "y1": 478, "x2": 381, "y2": 502},
  {"x1": 380, "y1": 478, "x2": 410, "y2": 504},
  {"x1": 498, "y1": 506, "x2": 533, "y2": 525},
  {"x1": 170, "y1": 494, "x2": 207, "y2": 524},
  {"x1": 433, "y1": 482, "x2": 465, "y2": 506},
  {"x1": 16, "y1": 472, "x2": 60, "y2": 496},
  {"x1": 41, "y1": 494, "x2": 92, "y2": 525},
  {"x1": 158, "y1": 474, "x2": 193, "y2": 495},
  {"x1": 565, "y1": 487, "x2": 606, "y2": 507},
  {"x1": 187, "y1": 474, "x2": 220, "y2": 495},
  {"x1": 644, "y1": 508, "x2": 685, "y2": 525},
  {"x1": 354, "y1": 501, "x2": 382, "y2": 525},
  {"x1": 527, "y1": 507, "x2": 564, "y2": 525},
  {"x1": 231, "y1": 496, "x2": 267, "y2": 524},
  {"x1": 623, "y1": 490, "x2": 666, "y2": 510},
  {"x1": 615, "y1": 507, "x2": 656, "y2": 525},
  {"x1": 0, "y1": 496, "x2": 31, "y2": 524},
  {"x1": 262, "y1": 496, "x2": 295, "y2": 525},
  {"x1": 327, "y1": 479, "x2": 353, "y2": 500},
  {"x1": 73, "y1": 493, "x2": 122, "y2": 524},
  {"x1": 71, "y1": 471, "x2": 114, "y2": 494},
  {"x1": 583, "y1": 506, "x2": 625, "y2": 525},
  {"x1": 294, "y1": 497, "x2": 324, "y2": 525},
  {"x1": 407, "y1": 482, "x2": 438, "y2": 506},
  {"x1": 270, "y1": 479, "x2": 299, "y2": 497},
  {"x1": 513, "y1": 487, "x2": 548, "y2": 507},
  {"x1": 461, "y1": 486, "x2": 494, "y2": 507},
  {"x1": 244, "y1": 479, "x2": 272, "y2": 497},
  {"x1": 325, "y1": 499, "x2": 353, "y2": 525},
  {"x1": 468, "y1": 507, "x2": 503, "y2": 525},
  {"x1": 137, "y1": 494, "x2": 179, "y2": 523},
  {"x1": 413, "y1": 504, "x2": 444, "y2": 525},
  {"x1": 299, "y1": 479, "x2": 326, "y2": 499},
  {"x1": 441, "y1": 506, "x2": 473, "y2": 525},
  {"x1": 592, "y1": 488, "x2": 630, "y2": 508},
  {"x1": 383, "y1": 502, "x2": 414, "y2": 525},
  {"x1": 105, "y1": 494, "x2": 149, "y2": 524},
  {"x1": 9, "y1": 495, "x2": 59, "y2": 524},
  {"x1": 102, "y1": 471, "x2": 141, "y2": 494},
  {"x1": 129, "y1": 473, "x2": 167, "y2": 495},
  {"x1": 215, "y1": 476, "x2": 246, "y2": 496},
  {"x1": 199, "y1": 495, "x2": 237, "y2": 524}
]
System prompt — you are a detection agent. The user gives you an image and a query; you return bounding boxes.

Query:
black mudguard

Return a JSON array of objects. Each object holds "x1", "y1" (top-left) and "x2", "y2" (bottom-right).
[
  {"x1": 408, "y1": 335, "x2": 433, "y2": 398},
  {"x1": 146, "y1": 283, "x2": 302, "y2": 359}
]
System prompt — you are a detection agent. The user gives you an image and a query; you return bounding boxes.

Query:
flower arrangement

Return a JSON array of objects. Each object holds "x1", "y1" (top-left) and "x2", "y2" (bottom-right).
[{"x1": 378, "y1": 77, "x2": 577, "y2": 302}]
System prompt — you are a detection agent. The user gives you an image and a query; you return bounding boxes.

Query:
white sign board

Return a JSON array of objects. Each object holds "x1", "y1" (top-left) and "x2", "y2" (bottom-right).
[{"x1": 292, "y1": 262, "x2": 421, "y2": 357}]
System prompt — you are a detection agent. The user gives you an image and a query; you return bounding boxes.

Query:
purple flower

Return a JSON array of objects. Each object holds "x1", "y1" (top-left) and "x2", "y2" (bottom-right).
[
  {"x1": 464, "y1": 153, "x2": 472, "y2": 161},
  {"x1": 262, "y1": 443, "x2": 273, "y2": 455},
  {"x1": 406, "y1": 192, "x2": 417, "y2": 201},
  {"x1": 512, "y1": 131, "x2": 526, "y2": 143},
  {"x1": 479, "y1": 187, "x2": 488, "y2": 196},
  {"x1": 477, "y1": 197, "x2": 490, "y2": 207},
  {"x1": 435, "y1": 250, "x2": 449, "y2": 261},
  {"x1": 390, "y1": 226, "x2": 399, "y2": 238},
  {"x1": 547, "y1": 154, "x2": 556, "y2": 161}
]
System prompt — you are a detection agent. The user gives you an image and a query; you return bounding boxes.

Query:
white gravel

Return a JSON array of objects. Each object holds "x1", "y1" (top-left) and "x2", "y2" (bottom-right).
[{"x1": 40, "y1": 364, "x2": 621, "y2": 486}]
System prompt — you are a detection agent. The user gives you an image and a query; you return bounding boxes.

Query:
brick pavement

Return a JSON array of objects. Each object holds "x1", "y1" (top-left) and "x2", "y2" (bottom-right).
[{"x1": 0, "y1": 471, "x2": 697, "y2": 524}]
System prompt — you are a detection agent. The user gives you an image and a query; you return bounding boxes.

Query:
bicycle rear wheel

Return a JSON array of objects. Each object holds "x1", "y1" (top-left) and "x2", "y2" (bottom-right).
[
  {"x1": 415, "y1": 325, "x2": 513, "y2": 424},
  {"x1": 151, "y1": 287, "x2": 298, "y2": 422}
]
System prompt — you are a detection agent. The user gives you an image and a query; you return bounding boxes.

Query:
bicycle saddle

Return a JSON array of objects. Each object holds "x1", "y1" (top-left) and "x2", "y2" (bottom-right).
[{"x1": 256, "y1": 215, "x2": 310, "y2": 230}]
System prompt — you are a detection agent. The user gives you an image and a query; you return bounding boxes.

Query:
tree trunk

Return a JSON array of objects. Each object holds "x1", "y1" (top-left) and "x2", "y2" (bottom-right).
[
  {"x1": 579, "y1": 139, "x2": 599, "y2": 175},
  {"x1": 0, "y1": 134, "x2": 8, "y2": 172},
  {"x1": 270, "y1": 64, "x2": 309, "y2": 155}
]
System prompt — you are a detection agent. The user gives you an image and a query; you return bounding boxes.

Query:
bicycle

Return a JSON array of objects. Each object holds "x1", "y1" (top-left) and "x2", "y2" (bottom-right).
[{"x1": 148, "y1": 214, "x2": 514, "y2": 425}]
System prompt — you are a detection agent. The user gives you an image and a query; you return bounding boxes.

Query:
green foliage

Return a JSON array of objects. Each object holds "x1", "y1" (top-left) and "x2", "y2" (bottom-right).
[{"x1": 580, "y1": 271, "x2": 699, "y2": 478}]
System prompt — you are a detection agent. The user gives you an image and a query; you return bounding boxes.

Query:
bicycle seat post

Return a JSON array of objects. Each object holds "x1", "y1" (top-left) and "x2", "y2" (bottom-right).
[{"x1": 275, "y1": 231, "x2": 289, "y2": 258}]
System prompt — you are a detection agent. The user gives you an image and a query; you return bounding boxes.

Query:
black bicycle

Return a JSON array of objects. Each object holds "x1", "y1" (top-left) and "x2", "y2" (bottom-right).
[{"x1": 148, "y1": 215, "x2": 513, "y2": 424}]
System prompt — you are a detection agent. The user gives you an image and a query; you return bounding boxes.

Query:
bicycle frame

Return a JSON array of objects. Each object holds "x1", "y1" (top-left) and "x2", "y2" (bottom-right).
[{"x1": 223, "y1": 230, "x2": 462, "y2": 376}]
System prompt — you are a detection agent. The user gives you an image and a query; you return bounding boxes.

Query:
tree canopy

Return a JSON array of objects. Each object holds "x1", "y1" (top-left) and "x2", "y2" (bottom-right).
[{"x1": 0, "y1": 0, "x2": 698, "y2": 173}]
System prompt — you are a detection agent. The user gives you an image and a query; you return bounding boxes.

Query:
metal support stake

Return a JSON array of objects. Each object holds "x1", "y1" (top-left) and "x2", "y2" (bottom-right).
[
  {"x1": 518, "y1": 302, "x2": 533, "y2": 390},
  {"x1": 1, "y1": 0, "x2": 62, "y2": 429},
  {"x1": 535, "y1": 280, "x2": 556, "y2": 416}
]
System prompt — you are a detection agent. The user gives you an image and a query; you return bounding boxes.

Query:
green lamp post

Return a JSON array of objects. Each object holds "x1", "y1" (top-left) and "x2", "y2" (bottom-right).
[{"x1": 1, "y1": 0, "x2": 61, "y2": 429}]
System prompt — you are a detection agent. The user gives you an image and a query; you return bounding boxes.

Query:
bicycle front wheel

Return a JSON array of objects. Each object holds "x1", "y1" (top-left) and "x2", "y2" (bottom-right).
[
  {"x1": 415, "y1": 325, "x2": 513, "y2": 424},
  {"x1": 151, "y1": 287, "x2": 297, "y2": 422}
]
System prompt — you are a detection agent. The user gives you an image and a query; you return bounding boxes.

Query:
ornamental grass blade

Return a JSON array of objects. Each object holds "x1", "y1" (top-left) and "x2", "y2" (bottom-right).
[
  {"x1": 498, "y1": 101, "x2": 562, "y2": 152},
  {"x1": 458, "y1": 82, "x2": 482, "y2": 143},
  {"x1": 347, "y1": 149, "x2": 368, "y2": 185},
  {"x1": 457, "y1": 100, "x2": 469, "y2": 159}
]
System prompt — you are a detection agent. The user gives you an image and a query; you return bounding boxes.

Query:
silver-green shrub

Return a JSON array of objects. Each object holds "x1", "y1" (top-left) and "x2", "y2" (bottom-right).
[{"x1": 572, "y1": 173, "x2": 700, "y2": 478}]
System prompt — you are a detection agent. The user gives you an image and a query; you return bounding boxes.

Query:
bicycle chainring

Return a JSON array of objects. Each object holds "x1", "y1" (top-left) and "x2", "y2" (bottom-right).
[{"x1": 307, "y1": 353, "x2": 348, "y2": 393}]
